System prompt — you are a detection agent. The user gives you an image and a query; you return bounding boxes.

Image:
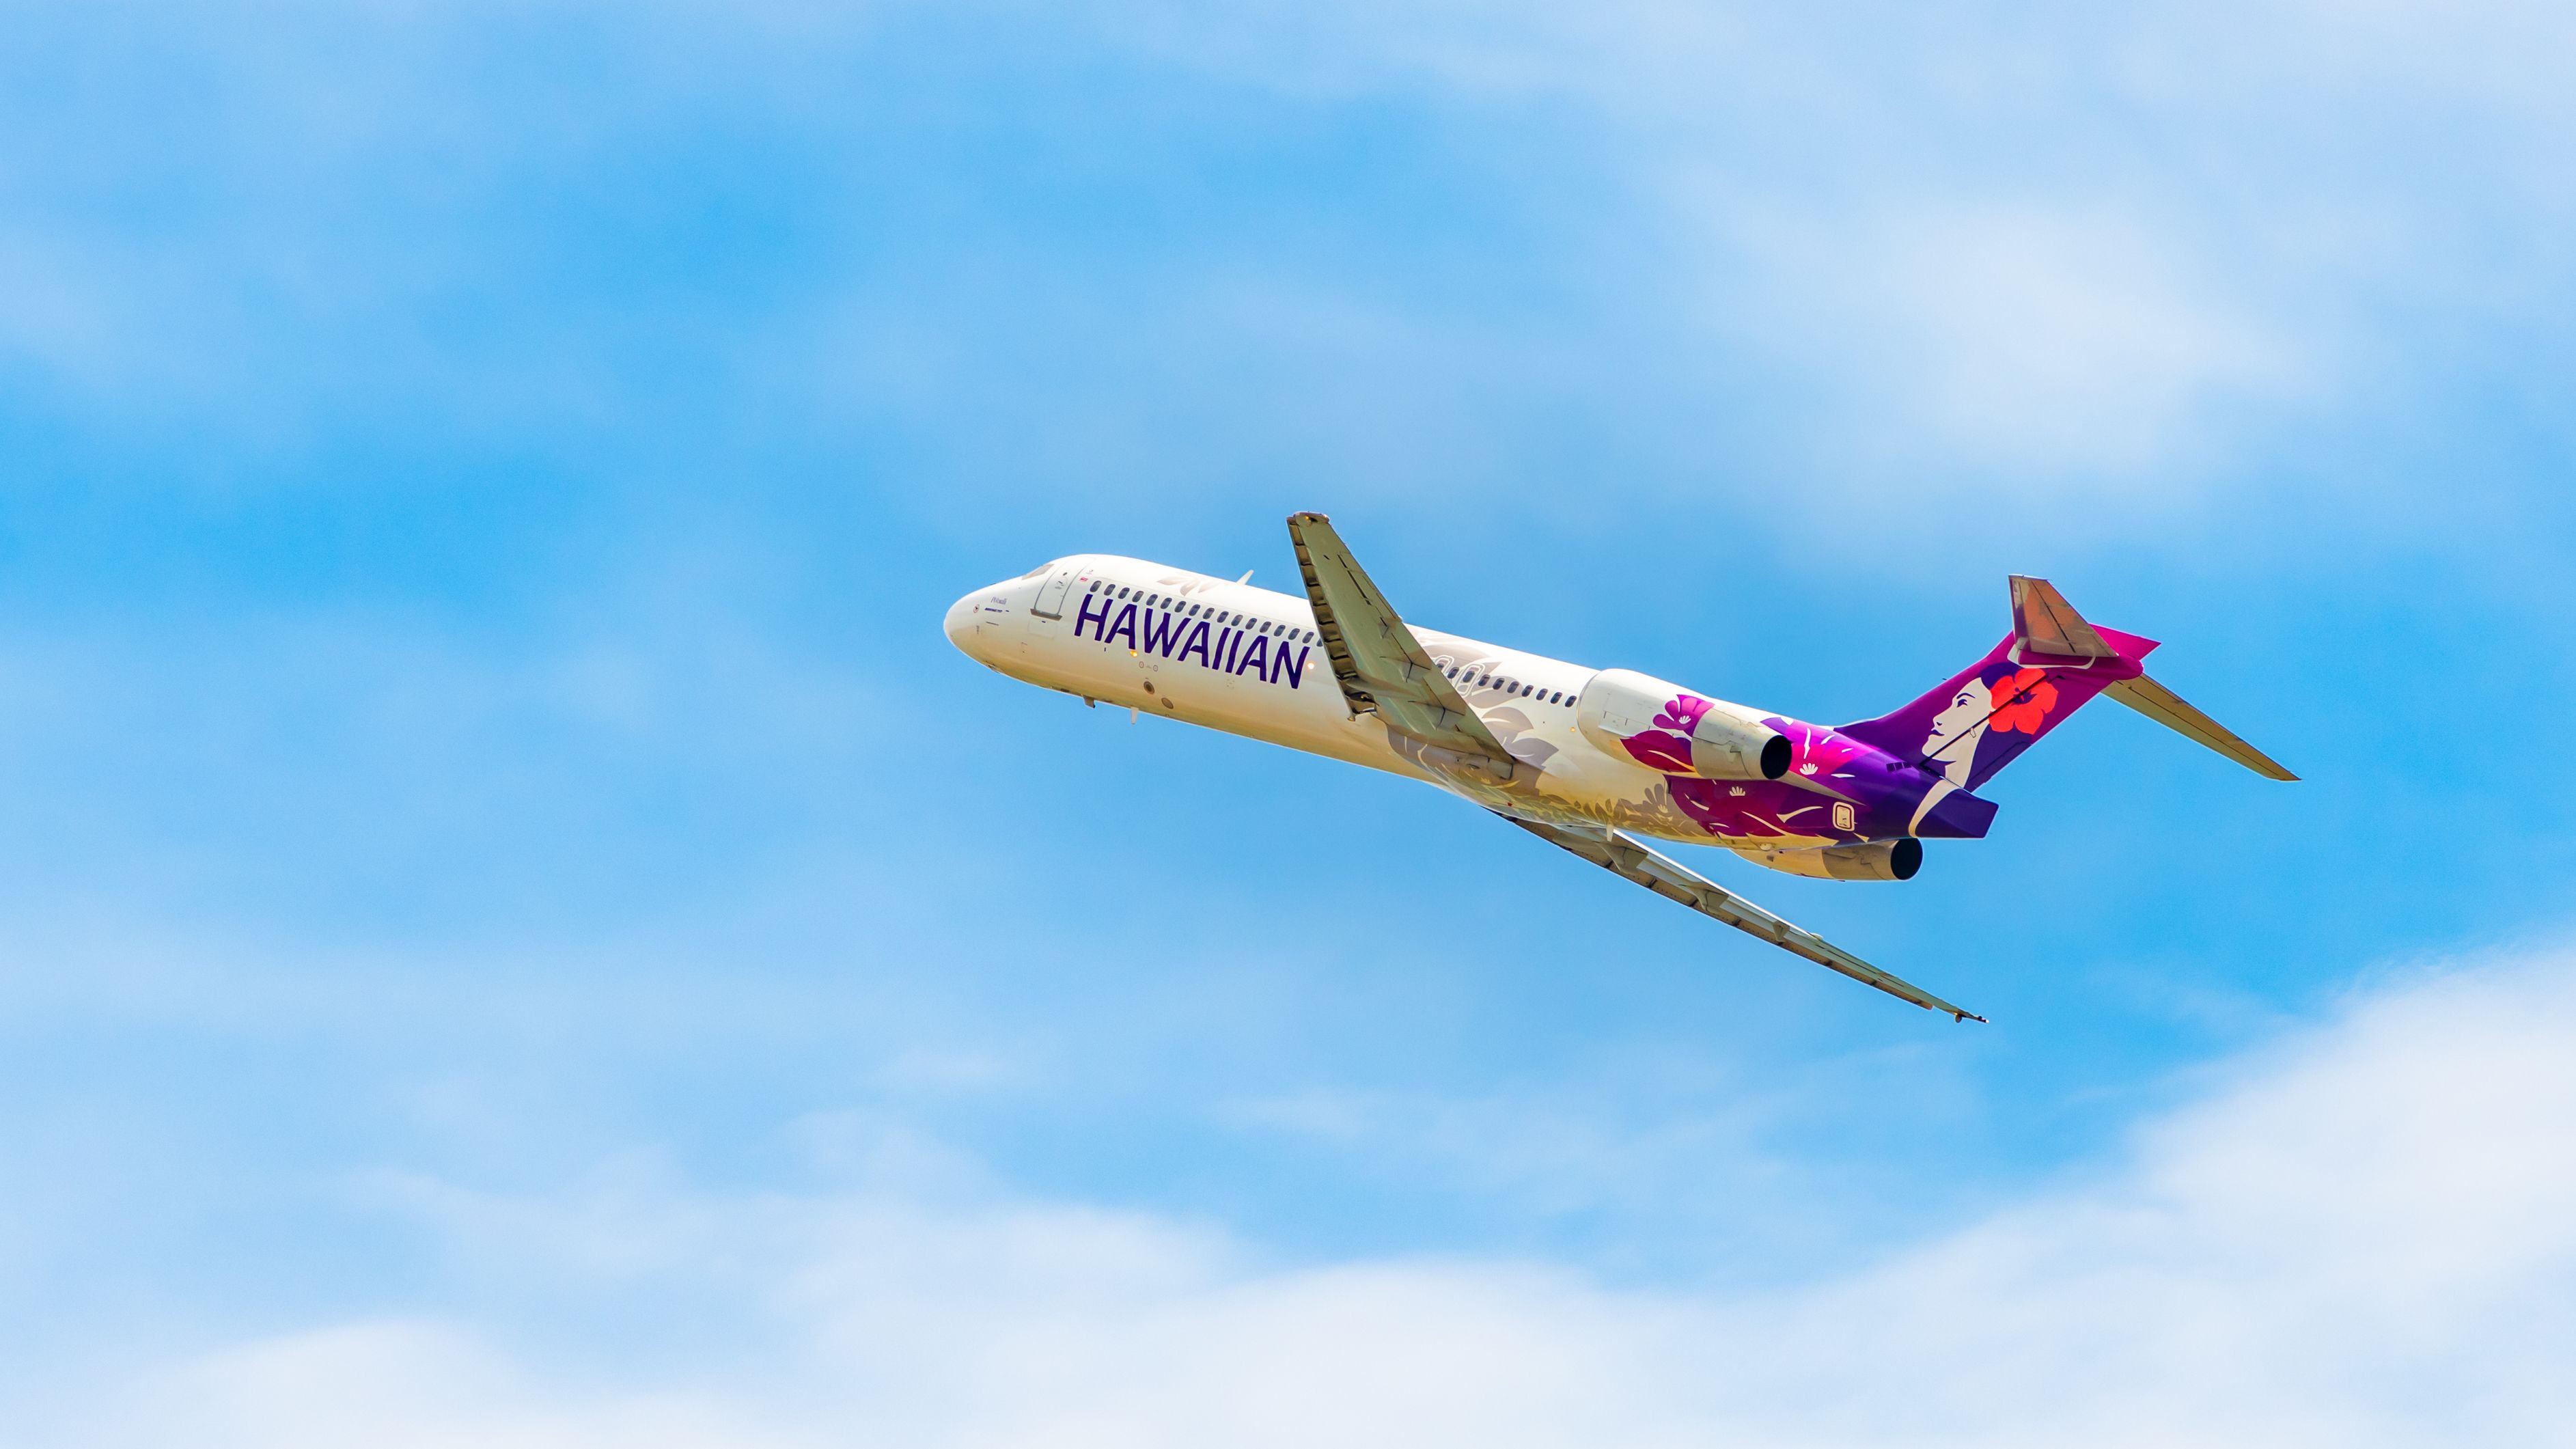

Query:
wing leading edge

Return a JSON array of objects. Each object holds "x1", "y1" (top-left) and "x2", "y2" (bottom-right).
[
  {"x1": 1287, "y1": 512, "x2": 1517, "y2": 784},
  {"x1": 1501, "y1": 814, "x2": 1986, "y2": 1022}
]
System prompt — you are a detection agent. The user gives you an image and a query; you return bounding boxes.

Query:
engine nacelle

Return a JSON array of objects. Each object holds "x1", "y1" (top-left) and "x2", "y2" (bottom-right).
[
  {"x1": 1575, "y1": 667, "x2": 1789, "y2": 781},
  {"x1": 1745, "y1": 838, "x2": 1924, "y2": 882}
]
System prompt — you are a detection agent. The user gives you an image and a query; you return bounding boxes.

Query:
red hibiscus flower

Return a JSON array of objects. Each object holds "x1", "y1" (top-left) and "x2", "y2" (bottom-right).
[{"x1": 1986, "y1": 667, "x2": 2058, "y2": 734}]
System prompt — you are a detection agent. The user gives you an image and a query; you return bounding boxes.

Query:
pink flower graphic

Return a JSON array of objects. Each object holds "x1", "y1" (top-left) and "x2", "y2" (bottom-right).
[
  {"x1": 1774, "y1": 718, "x2": 1868, "y2": 778},
  {"x1": 1621, "y1": 731, "x2": 1696, "y2": 774}
]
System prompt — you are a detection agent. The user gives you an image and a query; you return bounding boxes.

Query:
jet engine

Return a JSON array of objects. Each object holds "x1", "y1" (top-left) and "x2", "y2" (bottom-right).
[
  {"x1": 1575, "y1": 668, "x2": 1789, "y2": 780},
  {"x1": 1745, "y1": 838, "x2": 1923, "y2": 882}
]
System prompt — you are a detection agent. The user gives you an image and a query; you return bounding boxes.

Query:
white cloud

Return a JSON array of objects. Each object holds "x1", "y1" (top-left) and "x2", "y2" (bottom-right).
[
  {"x1": 118, "y1": 1322, "x2": 795, "y2": 1449},
  {"x1": 1118, "y1": 0, "x2": 2576, "y2": 499},
  {"x1": 1703, "y1": 197, "x2": 2304, "y2": 486},
  {"x1": 44, "y1": 947, "x2": 2576, "y2": 1448},
  {"x1": 8, "y1": 0, "x2": 2568, "y2": 527}
]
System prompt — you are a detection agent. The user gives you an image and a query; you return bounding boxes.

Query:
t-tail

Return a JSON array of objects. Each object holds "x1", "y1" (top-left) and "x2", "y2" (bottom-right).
[{"x1": 1841, "y1": 576, "x2": 2297, "y2": 791}]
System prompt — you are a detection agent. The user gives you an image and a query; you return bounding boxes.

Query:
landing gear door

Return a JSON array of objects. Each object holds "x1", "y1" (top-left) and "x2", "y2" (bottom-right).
[{"x1": 1031, "y1": 564, "x2": 1078, "y2": 620}]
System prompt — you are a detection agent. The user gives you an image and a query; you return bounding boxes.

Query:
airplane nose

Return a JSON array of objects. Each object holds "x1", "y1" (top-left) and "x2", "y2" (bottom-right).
[{"x1": 943, "y1": 590, "x2": 984, "y2": 653}]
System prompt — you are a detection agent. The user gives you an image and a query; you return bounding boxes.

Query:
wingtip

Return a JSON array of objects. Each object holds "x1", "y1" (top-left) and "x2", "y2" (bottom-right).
[{"x1": 1955, "y1": 1010, "x2": 1989, "y2": 1024}]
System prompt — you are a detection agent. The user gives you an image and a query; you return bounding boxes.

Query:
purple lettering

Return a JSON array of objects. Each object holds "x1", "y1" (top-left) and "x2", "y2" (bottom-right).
[
  {"x1": 1275, "y1": 645, "x2": 1310, "y2": 689},
  {"x1": 1214, "y1": 628, "x2": 1236, "y2": 672},
  {"x1": 1176, "y1": 621, "x2": 1213, "y2": 667},
  {"x1": 1105, "y1": 603, "x2": 1137, "y2": 650},
  {"x1": 1141, "y1": 608, "x2": 1180, "y2": 657},
  {"x1": 1236, "y1": 635, "x2": 1270, "y2": 678},
  {"x1": 1075, "y1": 592, "x2": 1111, "y2": 640}
]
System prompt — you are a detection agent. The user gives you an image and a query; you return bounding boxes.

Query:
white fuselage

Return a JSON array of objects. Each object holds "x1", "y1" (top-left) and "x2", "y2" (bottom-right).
[{"x1": 946, "y1": 554, "x2": 1823, "y2": 849}]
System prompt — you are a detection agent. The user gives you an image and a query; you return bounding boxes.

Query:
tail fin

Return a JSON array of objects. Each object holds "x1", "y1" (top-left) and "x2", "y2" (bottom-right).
[{"x1": 1841, "y1": 576, "x2": 2296, "y2": 788}]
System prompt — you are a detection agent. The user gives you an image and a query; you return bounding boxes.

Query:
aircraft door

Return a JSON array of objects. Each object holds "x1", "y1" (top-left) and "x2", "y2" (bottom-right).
[{"x1": 1030, "y1": 564, "x2": 1079, "y2": 620}]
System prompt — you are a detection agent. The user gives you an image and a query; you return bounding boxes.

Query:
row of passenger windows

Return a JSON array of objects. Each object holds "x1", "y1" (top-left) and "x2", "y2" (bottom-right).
[
  {"x1": 1087, "y1": 580, "x2": 1320, "y2": 644},
  {"x1": 1446, "y1": 665, "x2": 1573, "y2": 707},
  {"x1": 1081, "y1": 579, "x2": 1575, "y2": 707}
]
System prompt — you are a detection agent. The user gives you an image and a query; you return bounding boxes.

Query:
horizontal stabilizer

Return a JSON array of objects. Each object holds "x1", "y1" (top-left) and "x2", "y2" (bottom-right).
[
  {"x1": 1501, "y1": 814, "x2": 1984, "y2": 1022},
  {"x1": 2105, "y1": 674, "x2": 2298, "y2": 782}
]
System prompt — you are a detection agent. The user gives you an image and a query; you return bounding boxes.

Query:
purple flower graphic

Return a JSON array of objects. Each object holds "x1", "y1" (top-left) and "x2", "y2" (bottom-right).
[
  {"x1": 1620, "y1": 694, "x2": 1713, "y2": 775},
  {"x1": 1653, "y1": 694, "x2": 1715, "y2": 735}
]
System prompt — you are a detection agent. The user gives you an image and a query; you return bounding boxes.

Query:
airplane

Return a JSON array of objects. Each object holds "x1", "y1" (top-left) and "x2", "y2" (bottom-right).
[{"x1": 943, "y1": 513, "x2": 2294, "y2": 1022}]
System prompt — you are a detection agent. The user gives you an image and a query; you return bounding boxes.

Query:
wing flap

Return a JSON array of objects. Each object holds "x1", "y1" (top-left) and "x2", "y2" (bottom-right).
[
  {"x1": 1288, "y1": 512, "x2": 1514, "y2": 773},
  {"x1": 1501, "y1": 815, "x2": 1984, "y2": 1021}
]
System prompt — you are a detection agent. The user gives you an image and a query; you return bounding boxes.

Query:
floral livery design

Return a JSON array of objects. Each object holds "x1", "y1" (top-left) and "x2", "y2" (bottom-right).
[
  {"x1": 1985, "y1": 666, "x2": 2058, "y2": 734},
  {"x1": 1775, "y1": 717, "x2": 1869, "y2": 779},
  {"x1": 1617, "y1": 693, "x2": 1715, "y2": 775},
  {"x1": 1621, "y1": 696, "x2": 1885, "y2": 843}
]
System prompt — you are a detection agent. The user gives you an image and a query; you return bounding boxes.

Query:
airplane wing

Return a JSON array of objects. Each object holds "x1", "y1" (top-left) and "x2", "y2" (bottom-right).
[
  {"x1": 1500, "y1": 814, "x2": 1986, "y2": 1022},
  {"x1": 1288, "y1": 512, "x2": 1519, "y2": 782}
]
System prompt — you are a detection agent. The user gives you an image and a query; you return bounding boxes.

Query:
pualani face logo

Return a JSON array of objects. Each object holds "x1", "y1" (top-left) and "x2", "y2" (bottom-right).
[
  {"x1": 1075, "y1": 592, "x2": 1314, "y2": 689},
  {"x1": 1922, "y1": 663, "x2": 2065, "y2": 788}
]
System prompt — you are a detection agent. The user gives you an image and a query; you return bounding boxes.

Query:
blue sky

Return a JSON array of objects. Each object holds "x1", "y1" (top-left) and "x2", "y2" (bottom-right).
[{"x1": 7, "y1": 1, "x2": 2576, "y2": 1442}]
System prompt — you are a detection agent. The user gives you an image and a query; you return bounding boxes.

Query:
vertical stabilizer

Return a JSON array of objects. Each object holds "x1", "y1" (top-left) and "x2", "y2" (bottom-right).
[{"x1": 1844, "y1": 575, "x2": 2295, "y2": 788}]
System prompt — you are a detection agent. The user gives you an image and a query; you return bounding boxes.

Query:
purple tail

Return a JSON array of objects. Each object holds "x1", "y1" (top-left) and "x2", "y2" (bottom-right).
[{"x1": 1842, "y1": 577, "x2": 2156, "y2": 792}]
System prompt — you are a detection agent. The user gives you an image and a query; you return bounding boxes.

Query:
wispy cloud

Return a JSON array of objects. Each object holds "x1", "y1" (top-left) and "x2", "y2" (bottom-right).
[
  {"x1": 1109, "y1": 0, "x2": 2576, "y2": 508},
  {"x1": 13, "y1": 0, "x2": 2571, "y2": 534},
  {"x1": 41, "y1": 946, "x2": 2576, "y2": 1446}
]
